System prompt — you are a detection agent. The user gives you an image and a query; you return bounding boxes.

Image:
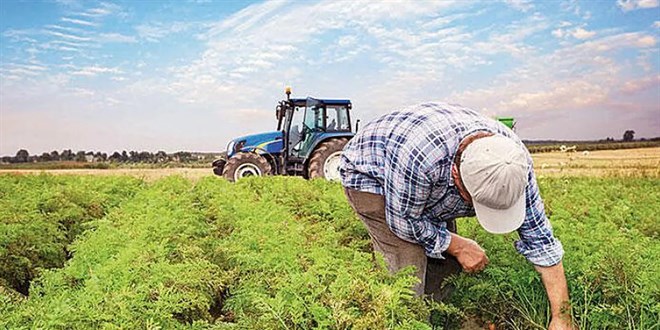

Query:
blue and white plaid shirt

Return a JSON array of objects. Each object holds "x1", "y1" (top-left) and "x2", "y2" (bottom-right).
[{"x1": 340, "y1": 102, "x2": 563, "y2": 267}]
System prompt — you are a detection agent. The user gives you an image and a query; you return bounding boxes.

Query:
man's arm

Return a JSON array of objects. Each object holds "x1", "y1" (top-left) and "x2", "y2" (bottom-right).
[
  {"x1": 517, "y1": 166, "x2": 574, "y2": 329},
  {"x1": 535, "y1": 261, "x2": 574, "y2": 329}
]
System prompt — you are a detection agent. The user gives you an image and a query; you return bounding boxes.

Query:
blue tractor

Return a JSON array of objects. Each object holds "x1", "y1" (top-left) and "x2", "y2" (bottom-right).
[{"x1": 212, "y1": 88, "x2": 356, "y2": 181}]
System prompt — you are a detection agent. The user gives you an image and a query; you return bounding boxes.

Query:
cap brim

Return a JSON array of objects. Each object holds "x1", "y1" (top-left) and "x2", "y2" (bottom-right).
[{"x1": 473, "y1": 194, "x2": 526, "y2": 234}]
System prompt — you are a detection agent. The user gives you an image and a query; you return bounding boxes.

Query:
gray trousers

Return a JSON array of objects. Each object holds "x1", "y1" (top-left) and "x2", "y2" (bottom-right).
[{"x1": 344, "y1": 188, "x2": 462, "y2": 300}]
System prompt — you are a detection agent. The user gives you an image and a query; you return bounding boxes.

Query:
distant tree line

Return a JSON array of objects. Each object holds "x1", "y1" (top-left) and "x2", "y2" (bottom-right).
[{"x1": 1, "y1": 149, "x2": 218, "y2": 164}]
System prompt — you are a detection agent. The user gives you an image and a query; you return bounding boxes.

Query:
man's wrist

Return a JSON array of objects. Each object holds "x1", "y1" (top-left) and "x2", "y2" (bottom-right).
[{"x1": 446, "y1": 233, "x2": 464, "y2": 256}]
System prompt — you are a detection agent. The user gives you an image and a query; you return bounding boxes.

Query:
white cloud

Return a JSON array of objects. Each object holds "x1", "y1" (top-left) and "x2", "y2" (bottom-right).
[
  {"x1": 61, "y1": 17, "x2": 97, "y2": 27},
  {"x1": 69, "y1": 87, "x2": 95, "y2": 97},
  {"x1": 450, "y1": 30, "x2": 659, "y2": 122},
  {"x1": 621, "y1": 75, "x2": 660, "y2": 94},
  {"x1": 43, "y1": 29, "x2": 91, "y2": 42},
  {"x1": 552, "y1": 29, "x2": 564, "y2": 38},
  {"x1": 617, "y1": 0, "x2": 659, "y2": 11},
  {"x1": 635, "y1": 35, "x2": 657, "y2": 47},
  {"x1": 553, "y1": 26, "x2": 597, "y2": 40},
  {"x1": 653, "y1": 21, "x2": 660, "y2": 28},
  {"x1": 572, "y1": 27, "x2": 596, "y2": 39},
  {"x1": 45, "y1": 24, "x2": 85, "y2": 34}
]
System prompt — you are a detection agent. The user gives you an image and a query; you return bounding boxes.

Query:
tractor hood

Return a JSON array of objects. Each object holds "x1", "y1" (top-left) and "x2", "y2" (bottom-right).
[{"x1": 227, "y1": 131, "x2": 284, "y2": 157}]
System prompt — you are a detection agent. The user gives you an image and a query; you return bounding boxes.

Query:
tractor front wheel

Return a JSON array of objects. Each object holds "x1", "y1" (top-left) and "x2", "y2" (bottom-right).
[
  {"x1": 222, "y1": 152, "x2": 272, "y2": 182},
  {"x1": 308, "y1": 138, "x2": 349, "y2": 181}
]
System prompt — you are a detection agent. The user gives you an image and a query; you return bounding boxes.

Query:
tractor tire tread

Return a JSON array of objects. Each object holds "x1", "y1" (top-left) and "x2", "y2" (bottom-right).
[
  {"x1": 308, "y1": 138, "x2": 349, "y2": 180},
  {"x1": 222, "y1": 152, "x2": 272, "y2": 182}
]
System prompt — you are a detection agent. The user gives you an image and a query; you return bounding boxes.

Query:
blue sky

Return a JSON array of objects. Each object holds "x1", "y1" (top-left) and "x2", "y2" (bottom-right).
[{"x1": 1, "y1": 0, "x2": 659, "y2": 155}]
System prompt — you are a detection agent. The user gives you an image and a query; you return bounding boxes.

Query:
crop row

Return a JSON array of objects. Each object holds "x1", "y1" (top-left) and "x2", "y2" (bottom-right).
[{"x1": 0, "y1": 174, "x2": 144, "y2": 295}]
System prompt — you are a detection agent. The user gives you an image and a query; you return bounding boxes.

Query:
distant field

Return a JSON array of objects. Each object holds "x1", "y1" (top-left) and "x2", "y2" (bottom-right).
[
  {"x1": 525, "y1": 139, "x2": 659, "y2": 153},
  {"x1": 1, "y1": 147, "x2": 658, "y2": 179},
  {"x1": 532, "y1": 147, "x2": 660, "y2": 177}
]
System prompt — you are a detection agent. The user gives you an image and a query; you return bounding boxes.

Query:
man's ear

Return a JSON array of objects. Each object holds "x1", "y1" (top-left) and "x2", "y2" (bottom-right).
[
  {"x1": 452, "y1": 163, "x2": 472, "y2": 204},
  {"x1": 451, "y1": 163, "x2": 459, "y2": 180}
]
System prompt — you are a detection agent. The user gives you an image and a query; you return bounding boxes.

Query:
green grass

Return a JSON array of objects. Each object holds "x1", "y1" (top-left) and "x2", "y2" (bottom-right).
[{"x1": 0, "y1": 174, "x2": 658, "y2": 329}]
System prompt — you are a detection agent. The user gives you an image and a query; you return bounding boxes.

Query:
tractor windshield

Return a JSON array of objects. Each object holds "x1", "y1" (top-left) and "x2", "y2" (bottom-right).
[{"x1": 304, "y1": 98, "x2": 323, "y2": 131}]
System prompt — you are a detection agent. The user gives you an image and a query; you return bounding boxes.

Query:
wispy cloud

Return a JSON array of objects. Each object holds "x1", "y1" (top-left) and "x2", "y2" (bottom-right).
[
  {"x1": 135, "y1": 21, "x2": 200, "y2": 42},
  {"x1": 76, "y1": 2, "x2": 121, "y2": 18},
  {"x1": 98, "y1": 32, "x2": 136, "y2": 43},
  {"x1": 502, "y1": 0, "x2": 534, "y2": 12},
  {"x1": 61, "y1": 17, "x2": 97, "y2": 27},
  {"x1": 70, "y1": 65, "x2": 123, "y2": 76},
  {"x1": 43, "y1": 29, "x2": 91, "y2": 42},
  {"x1": 0, "y1": 63, "x2": 48, "y2": 80}
]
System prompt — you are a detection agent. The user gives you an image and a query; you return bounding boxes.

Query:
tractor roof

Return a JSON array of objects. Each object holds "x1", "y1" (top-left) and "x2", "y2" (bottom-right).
[{"x1": 290, "y1": 98, "x2": 351, "y2": 106}]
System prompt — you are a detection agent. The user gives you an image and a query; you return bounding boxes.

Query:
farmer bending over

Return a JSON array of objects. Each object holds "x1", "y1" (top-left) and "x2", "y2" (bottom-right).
[{"x1": 339, "y1": 102, "x2": 573, "y2": 329}]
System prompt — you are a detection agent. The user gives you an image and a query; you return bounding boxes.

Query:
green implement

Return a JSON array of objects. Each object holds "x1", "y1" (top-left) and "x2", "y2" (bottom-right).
[{"x1": 496, "y1": 116, "x2": 516, "y2": 130}]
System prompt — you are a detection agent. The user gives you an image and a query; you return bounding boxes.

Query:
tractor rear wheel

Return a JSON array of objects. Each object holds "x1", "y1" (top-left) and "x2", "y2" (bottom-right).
[
  {"x1": 222, "y1": 152, "x2": 272, "y2": 182},
  {"x1": 308, "y1": 138, "x2": 349, "y2": 181}
]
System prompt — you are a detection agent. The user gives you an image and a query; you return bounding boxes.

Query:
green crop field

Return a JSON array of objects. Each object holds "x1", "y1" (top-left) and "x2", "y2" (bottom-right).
[{"x1": 0, "y1": 174, "x2": 658, "y2": 329}]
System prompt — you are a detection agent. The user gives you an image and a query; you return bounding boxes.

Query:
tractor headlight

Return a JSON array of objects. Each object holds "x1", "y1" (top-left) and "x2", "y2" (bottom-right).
[{"x1": 227, "y1": 141, "x2": 236, "y2": 154}]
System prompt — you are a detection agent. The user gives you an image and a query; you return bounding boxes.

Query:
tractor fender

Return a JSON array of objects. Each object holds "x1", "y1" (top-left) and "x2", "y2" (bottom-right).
[{"x1": 303, "y1": 133, "x2": 354, "y2": 166}]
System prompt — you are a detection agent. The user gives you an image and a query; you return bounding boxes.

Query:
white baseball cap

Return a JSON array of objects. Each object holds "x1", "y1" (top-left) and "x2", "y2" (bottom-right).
[{"x1": 459, "y1": 135, "x2": 529, "y2": 234}]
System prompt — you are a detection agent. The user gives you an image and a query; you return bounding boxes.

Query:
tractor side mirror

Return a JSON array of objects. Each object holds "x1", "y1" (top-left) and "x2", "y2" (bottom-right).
[
  {"x1": 275, "y1": 105, "x2": 281, "y2": 119},
  {"x1": 355, "y1": 119, "x2": 360, "y2": 132}
]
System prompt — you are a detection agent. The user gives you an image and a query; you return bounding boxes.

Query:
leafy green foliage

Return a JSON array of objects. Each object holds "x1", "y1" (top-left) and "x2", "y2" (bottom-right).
[
  {"x1": 0, "y1": 174, "x2": 144, "y2": 294},
  {"x1": 1, "y1": 174, "x2": 657, "y2": 329}
]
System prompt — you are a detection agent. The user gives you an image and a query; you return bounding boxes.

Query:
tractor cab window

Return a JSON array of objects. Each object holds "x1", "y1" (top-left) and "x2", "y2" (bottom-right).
[
  {"x1": 304, "y1": 104, "x2": 324, "y2": 131},
  {"x1": 288, "y1": 106, "x2": 306, "y2": 154},
  {"x1": 326, "y1": 105, "x2": 350, "y2": 131}
]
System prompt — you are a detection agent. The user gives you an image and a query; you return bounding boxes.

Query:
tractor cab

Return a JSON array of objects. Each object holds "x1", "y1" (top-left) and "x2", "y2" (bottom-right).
[{"x1": 279, "y1": 97, "x2": 353, "y2": 161}]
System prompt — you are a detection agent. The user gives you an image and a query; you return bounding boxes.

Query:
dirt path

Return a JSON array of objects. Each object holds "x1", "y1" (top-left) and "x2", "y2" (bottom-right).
[{"x1": 1, "y1": 147, "x2": 658, "y2": 179}]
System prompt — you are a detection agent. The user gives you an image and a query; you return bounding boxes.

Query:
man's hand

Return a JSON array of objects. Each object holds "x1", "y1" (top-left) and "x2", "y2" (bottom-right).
[{"x1": 446, "y1": 233, "x2": 489, "y2": 273}]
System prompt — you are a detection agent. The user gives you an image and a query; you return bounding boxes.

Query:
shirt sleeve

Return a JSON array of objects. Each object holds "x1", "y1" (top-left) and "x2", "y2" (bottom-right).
[
  {"x1": 515, "y1": 167, "x2": 564, "y2": 267},
  {"x1": 383, "y1": 163, "x2": 452, "y2": 259}
]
